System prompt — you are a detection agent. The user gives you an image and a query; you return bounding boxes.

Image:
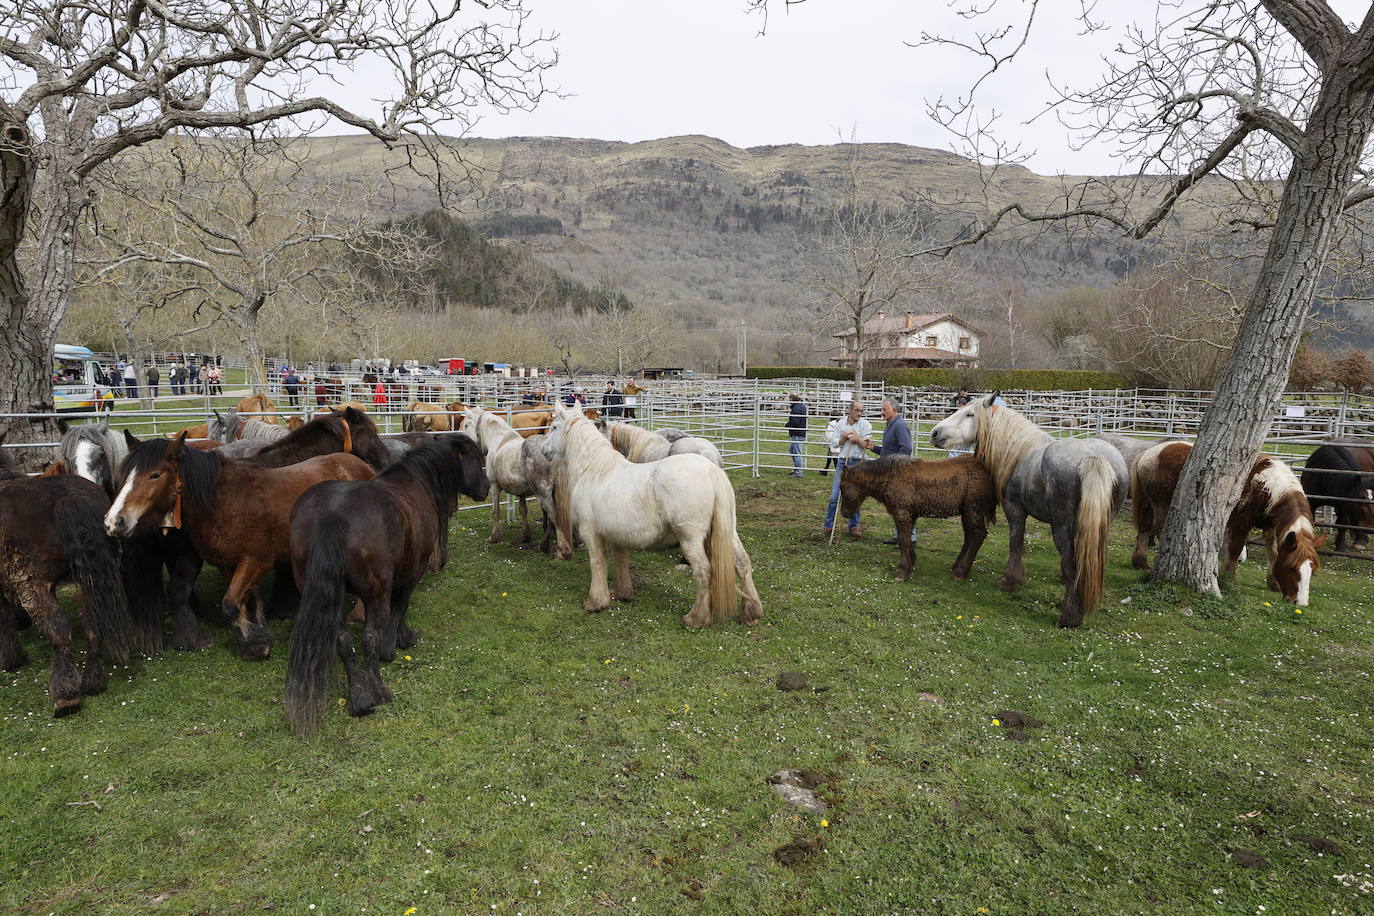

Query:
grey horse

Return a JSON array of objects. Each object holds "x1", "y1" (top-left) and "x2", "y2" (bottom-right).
[
  {"x1": 931, "y1": 392, "x2": 1129, "y2": 628},
  {"x1": 53, "y1": 421, "x2": 128, "y2": 498}
]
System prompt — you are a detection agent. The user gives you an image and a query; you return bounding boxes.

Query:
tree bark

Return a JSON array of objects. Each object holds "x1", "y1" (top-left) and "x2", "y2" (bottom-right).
[
  {"x1": 0, "y1": 111, "x2": 82, "y2": 466},
  {"x1": 231, "y1": 300, "x2": 269, "y2": 393},
  {"x1": 1152, "y1": 68, "x2": 1374, "y2": 593}
]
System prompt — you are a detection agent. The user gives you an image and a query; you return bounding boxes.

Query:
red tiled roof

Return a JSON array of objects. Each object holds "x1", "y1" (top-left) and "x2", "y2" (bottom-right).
[{"x1": 832, "y1": 312, "x2": 983, "y2": 338}]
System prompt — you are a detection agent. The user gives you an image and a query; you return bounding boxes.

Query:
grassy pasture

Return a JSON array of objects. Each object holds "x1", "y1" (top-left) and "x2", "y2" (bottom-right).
[{"x1": 2, "y1": 472, "x2": 1372, "y2": 914}]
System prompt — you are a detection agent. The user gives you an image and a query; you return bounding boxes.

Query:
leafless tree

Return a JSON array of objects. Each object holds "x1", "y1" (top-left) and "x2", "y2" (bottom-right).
[
  {"x1": 798, "y1": 142, "x2": 962, "y2": 386},
  {"x1": 0, "y1": 0, "x2": 553, "y2": 455},
  {"x1": 752, "y1": 0, "x2": 1374, "y2": 595}
]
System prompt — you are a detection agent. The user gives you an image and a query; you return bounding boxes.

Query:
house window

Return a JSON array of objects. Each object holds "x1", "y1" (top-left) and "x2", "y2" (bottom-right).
[
  {"x1": 925, "y1": 335, "x2": 937, "y2": 347},
  {"x1": 959, "y1": 337, "x2": 971, "y2": 350}
]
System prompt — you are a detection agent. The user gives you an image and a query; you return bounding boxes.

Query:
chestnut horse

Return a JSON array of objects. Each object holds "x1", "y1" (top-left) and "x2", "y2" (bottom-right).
[
  {"x1": 105, "y1": 433, "x2": 375, "y2": 659},
  {"x1": 284, "y1": 436, "x2": 489, "y2": 733},
  {"x1": 218, "y1": 407, "x2": 391, "y2": 472},
  {"x1": 838, "y1": 455, "x2": 997, "y2": 582},
  {"x1": 0, "y1": 452, "x2": 135, "y2": 715},
  {"x1": 403, "y1": 401, "x2": 452, "y2": 432},
  {"x1": 1133, "y1": 442, "x2": 1324, "y2": 605}
]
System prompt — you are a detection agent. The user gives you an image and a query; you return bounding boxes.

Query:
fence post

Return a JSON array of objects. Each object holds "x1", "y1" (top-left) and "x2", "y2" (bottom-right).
[
  {"x1": 1338, "y1": 390, "x2": 1349, "y2": 439},
  {"x1": 752, "y1": 393, "x2": 761, "y2": 478}
]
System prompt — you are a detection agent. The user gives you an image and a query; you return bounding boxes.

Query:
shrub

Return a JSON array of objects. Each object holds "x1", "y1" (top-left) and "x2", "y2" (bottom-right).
[{"x1": 1329, "y1": 349, "x2": 1373, "y2": 392}]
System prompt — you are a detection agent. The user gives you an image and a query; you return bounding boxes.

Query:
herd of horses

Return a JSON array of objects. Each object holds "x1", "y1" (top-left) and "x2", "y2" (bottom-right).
[{"x1": 1, "y1": 390, "x2": 1367, "y2": 730}]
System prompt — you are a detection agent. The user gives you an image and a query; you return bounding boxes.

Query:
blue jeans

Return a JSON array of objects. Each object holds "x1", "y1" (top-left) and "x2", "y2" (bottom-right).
[
  {"x1": 824, "y1": 457, "x2": 862, "y2": 530},
  {"x1": 789, "y1": 435, "x2": 804, "y2": 473}
]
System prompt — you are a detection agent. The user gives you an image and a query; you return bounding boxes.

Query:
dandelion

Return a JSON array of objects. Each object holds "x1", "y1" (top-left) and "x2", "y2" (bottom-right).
[
  {"x1": 956, "y1": 615, "x2": 963, "y2": 620},
  {"x1": 404, "y1": 655, "x2": 412, "y2": 661},
  {"x1": 976, "y1": 909, "x2": 990, "y2": 915},
  {"x1": 820, "y1": 819, "x2": 829, "y2": 828},
  {"x1": 1263, "y1": 601, "x2": 1272, "y2": 607},
  {"x1": 1295, "y1": 608, "x2": 1303, "y2": 615},
  {"x1": 501, "y1": 592, "x2": 507, "y2": 597},
  {"x1": 991, "y1": 718, "x2": 1001, "y2": 727},
  {"x1": 406, "y1": 909, "x2": 417, "y2": 915},
  {"x1": 603, "y1": 658, "x2": 612, "y2": 664},
  {"x1": 338, "y1": 698, "x2": 346, "y2": 706}
]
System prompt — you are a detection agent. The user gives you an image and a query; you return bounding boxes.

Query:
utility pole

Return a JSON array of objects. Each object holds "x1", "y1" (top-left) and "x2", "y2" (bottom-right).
[{"x1": 737, "y1": 320, "x2": 747, "y2": 376}]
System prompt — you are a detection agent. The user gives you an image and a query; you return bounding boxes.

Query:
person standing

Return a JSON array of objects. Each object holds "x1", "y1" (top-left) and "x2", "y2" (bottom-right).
[
  {"x1": 784, "y1": 393, "x2": 808, "y2": 477},
  {"x1": 284, "y1": 367, "x2": 301, "y2": 408},
  {"x1": 146, "y1": 362, "x2": 160, "y2": 399},
  {"x1": 602, "y1": 381, "x2": 623, "y2": 419},
  {"x1": 868, "y1": 399, "x2": 917, "y2": 545},
  {"x1": 208, "y1": 364, "x2": 223, "y2": 395},
  {"x1": 122, "y1": 360, "x2": 138, "y2": 398},
  {"x1": 622, "y1": 379, "x2": 641, "y2": 419},
  {"x1": 822, "y1": 400, "x2": 872, "y2": 537}
]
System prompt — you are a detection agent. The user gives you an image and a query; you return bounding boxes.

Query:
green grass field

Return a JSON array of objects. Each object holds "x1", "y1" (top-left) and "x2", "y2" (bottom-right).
[{"x1": 2, "y1": 472, "x2": 1372, "y2": 914}]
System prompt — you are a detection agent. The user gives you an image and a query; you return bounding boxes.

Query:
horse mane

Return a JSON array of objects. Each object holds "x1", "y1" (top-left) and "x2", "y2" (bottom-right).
[
  {"x1": 565, "y1": 414, "x2": 624, "y2": 480},
  {"x1": 972, "y1": 400, "x2": 1050, "y2": 502},
  {"x1": 469, "y1": 408, "x2": 520, "y2": 451},
  {"x1": 123, "y1": 437, "x2": 222, "y2": 509},
  {"x1": 608, "y1": 422, "x2": 657, "y2": 461},
  {"x1": 1253, "y1": 457, "x2": 1314, "y2": 534},
  {"x1": 380, "y1": 439, "x2": 464, "y2": 516},
  {"x1": 252, "y1": 408, "x2": 388, "y2": 469}
]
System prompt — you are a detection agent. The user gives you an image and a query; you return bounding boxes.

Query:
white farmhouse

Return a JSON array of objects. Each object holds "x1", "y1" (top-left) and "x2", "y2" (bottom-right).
[{"x1": 831, "y1": 310, "x2": 983, "y2": 369}]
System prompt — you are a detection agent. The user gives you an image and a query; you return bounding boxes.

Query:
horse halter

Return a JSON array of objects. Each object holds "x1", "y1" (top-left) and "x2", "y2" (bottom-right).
[{"x1": 162, "y1": 463, "x2": 185, "y2": 531}]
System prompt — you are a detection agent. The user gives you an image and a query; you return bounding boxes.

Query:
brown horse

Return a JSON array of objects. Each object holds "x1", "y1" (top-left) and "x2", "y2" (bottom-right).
[
  {"x1": 403, "y1": 401, "x2": 452, "y2": 432},
  {"x1": 284, "y1": 436, "x2": 489, "y2": 733},
  {"x1": 105, "y1": 433, "x2": 376, "y2": 659},
  {"x1": 237, "y1": 393, "x2": 279, "y2": 423},
  {"x1": 0, "y1": 453, "x2": 135, "y2": 715},
  {"x1": 1133, "y1": 442, "x2": 1325, "y2": 605},
  {"x1": 838, "y1": 456, "x2": 997, "y2": 581},
  {"x1": 511, "y1": 408, "x2": 555, "y2": 439}
]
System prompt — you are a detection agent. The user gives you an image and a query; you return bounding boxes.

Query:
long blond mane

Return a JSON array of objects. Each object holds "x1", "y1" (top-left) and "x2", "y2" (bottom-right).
[
  {"x1": 972, "y1": 401, "x2": 1051, "y2": 502},
  {"x1": 564, "y1": 413, "x2": 626, "y2": 482},
  {"x1": 607, "y1": 421, "x2": 660, "y2": 462}
]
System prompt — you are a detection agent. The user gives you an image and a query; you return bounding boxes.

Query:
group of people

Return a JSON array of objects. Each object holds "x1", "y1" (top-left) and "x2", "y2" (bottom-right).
[
  {"x1": 511, "y1": 379, "x2": 649, "y2": 418},
  {"x1": 93, "y1": 358, "x2": 222, "y2": 406},
  {"x1": 782, "y1": 387, "x2": 984, "y2": 545}
]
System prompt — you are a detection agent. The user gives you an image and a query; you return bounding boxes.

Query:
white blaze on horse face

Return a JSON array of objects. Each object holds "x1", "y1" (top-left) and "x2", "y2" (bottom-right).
[
  {"x1": 1296, "y1": 559, "x2": 1313, "y2": 607},
  {"x1": 104, "y1": 471, "x2": 140, "y2": 535}
]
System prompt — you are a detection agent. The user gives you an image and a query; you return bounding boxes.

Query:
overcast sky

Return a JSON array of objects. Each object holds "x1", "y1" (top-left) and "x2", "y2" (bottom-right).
[{"x1": 462, "y1": 0, "x2": 1131, "y2": 175}]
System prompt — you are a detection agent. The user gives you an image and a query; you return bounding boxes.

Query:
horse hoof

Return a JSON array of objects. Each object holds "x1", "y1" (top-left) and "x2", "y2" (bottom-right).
[
  {"x1": 583, "y1": 599, "x2": 607, "y2": 614},
  {"x1": 486, "y1": 536, "x2": 501, "y2": 545},
  {"x1": 995, "y1": 577, "x2": 1020, "y2": 592},
  {"x1": 238, "y1": 644, "x2": 271, "y2": 662},
  {"x1": 52, "y1": 696, "x2": 82, "y2": 717}
]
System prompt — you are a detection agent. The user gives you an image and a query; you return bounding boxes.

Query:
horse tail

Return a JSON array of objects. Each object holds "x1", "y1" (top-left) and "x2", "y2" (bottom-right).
[
  {"x1": 121, "y1": 533, "x2": 168, "y2": 656},
  {"x1": 553, "y1": 461, "x2": 574, "y2": 558},
  {"x1": 706, "y1": 468, "x2": 739, "y2": 623},
  {"x1": 285, "y1": 520, "x2": 348, "y2": 734},
  {"x1": 1075, "y1": 456, "x2": 1115, "y2": 618},
  {"x1": 55, "y1": 497, "x2": 133, "y2": 661}
]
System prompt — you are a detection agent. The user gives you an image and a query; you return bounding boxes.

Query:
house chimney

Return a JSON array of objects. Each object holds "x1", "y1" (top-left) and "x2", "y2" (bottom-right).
[{"x1": 904, "y1": 311, "x2": 915, "y2": 330}]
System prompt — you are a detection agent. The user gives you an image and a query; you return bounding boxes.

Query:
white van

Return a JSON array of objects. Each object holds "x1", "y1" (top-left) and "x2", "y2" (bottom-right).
[{"x1": 53, "y1": 344, "x2": 103, "y2": 412}]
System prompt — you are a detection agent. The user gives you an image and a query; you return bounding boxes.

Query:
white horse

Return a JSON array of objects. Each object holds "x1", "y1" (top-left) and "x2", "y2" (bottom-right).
[
  {"x1": 463, "y1": 406, "x2": 538, "y2": 544},
  {"x1": 603, "y1": 421, "x2": 724, "y2": 468},
  {"x1": 546, "y1": 405, "x2": 762, "y2": 627}
]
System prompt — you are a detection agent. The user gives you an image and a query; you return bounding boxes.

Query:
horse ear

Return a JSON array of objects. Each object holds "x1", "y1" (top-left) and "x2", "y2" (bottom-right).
[
  {"x1": 1314, "y1": 533, "x2": 1328, "y2": 549},
  {"x1": 168, "y1": 429, "x2": 189, "y2": 458},
  {"x1": 123, "y1": 428, "x2": 140, "y2": 446},
  {"x1": 986, "y1": 390, "x2": 1001, "y2": 405}
]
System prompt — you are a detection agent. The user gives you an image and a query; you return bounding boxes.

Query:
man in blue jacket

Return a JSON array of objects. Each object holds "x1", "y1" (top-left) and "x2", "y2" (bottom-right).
[
  {"x1": 869, "y1": 398, "x2": 917, "y2": 545},
  {"x1": 784, "y1": 393, "x2": 808, "y2": 477}
]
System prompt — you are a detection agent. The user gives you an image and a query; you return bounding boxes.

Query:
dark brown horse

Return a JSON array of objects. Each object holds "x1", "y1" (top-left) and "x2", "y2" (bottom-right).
[
  {"x1": 838, "y1": 456, "x2": 997, "y2": 581},
  {"x1": 105, "y1": 433, "x2": 376, "y2": 659},
  {"x1": 217, "y1": 406, "x2": 391, "y2": 471},
  {"x1": 1133, "y1": 442, "x2": 1324, "y2": 605},
  {"x1": 0, "y1": 452, "x2": 135, "y2": 715},
  {"x1": 284, "y1": 436, "x2": 489, "y2": 733},
  {"x1": 1301, "y1": 442, "x2": 1374, "y2": 552}
]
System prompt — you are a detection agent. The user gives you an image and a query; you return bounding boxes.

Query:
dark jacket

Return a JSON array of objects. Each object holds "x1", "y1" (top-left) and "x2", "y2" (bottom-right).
[
  {"x1": 785, "y1": 400, "x2": 808, "y2": 436},
  {"x1": 873, "y1": 414, "x2": 913, "y2": 458}
]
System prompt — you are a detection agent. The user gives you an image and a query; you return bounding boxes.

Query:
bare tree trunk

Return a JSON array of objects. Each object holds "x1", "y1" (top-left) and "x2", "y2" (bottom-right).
[
  {"x1": 230, "y1": 295, "x2": 269, "y2": 392},
  {"x1": 1153, "y1": 73, "x2": 1374, "y2": 593},
  {"x1": 0, "y1": 122, "x2": 78, "y2": 465}
]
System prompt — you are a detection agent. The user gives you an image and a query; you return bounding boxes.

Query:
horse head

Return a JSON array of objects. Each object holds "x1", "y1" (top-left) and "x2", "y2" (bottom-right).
[
  {"x1": 930, "y1": 397, "x2": 983, "y2": 450},
  {"x1": 1272, "y1": 527, "x2": 1325, "y2": 606},
  {"x1": 106, "y1": 432, "x2": 189, "y2": 537}
]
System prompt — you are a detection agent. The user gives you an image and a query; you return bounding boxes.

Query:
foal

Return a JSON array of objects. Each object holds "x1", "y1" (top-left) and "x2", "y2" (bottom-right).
[{"x1": 838, "y1": 456, "x2": 997, "y2": 581}]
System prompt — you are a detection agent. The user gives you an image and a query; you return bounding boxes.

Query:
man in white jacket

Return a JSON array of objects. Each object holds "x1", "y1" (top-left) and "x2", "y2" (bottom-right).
[{"x1": 822, "y1": 400, "x2": 872, "y2": 537}]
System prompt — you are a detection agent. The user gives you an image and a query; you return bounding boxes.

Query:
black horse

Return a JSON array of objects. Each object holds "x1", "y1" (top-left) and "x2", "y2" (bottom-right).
[
  {"x1": 284, "y1": 435, "x2": 489, "y2": 733},
  {"x1": 0, "y1": 452, "x2": 135, "y2": 715},
  {"x1": 1301, "y1": 442, "x2": 1374, "y2": 552}
]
